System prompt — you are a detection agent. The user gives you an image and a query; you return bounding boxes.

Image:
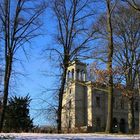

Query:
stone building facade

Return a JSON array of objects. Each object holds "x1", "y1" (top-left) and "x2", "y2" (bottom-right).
[{"x1": 61, "y1": 60, "x2": 139, "y2": 133}]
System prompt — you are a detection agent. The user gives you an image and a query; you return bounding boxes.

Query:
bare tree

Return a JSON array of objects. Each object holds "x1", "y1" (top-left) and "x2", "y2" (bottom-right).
[
  {"x1": 113, "y1": 6, "x2": 140, "y2": 133},
  {"x1": 122, "y1": 0, "x2": 140, "y2": 11},
  {"x1": 105, "y1": 0, "x2": 117, "y2": 133},
  {"x1": 51, "y1": 0, "x2": 96, "y2": 133},
  {"x1": 0, "y1": 0, "x2": 47, "y2": 131},
  {"x1": 92, "y1": 3, "x2": 140, "y2": 132}
]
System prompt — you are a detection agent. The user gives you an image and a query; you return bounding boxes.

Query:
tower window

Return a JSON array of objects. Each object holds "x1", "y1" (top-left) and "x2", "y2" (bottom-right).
[
  {"x1": 69, "y1": 89, "x2": 71, "y2": 94},
  {"x1": 67, "y1": 71, "x2": 70, "y2": 81},
  {"x1": 77, "y1": 69, "x2": 80, "y2": 80},
  {"x1": 96, "y1": 97, "x2": 100, "y2": 108},
  {"x1": 80, "y1": 71, "x2": 83, "y2": 81},
  {"x1": 72, "y1": 69, "x2": 74, "y2": 80}
]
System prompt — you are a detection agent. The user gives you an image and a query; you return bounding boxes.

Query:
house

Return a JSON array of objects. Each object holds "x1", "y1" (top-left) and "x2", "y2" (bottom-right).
[{"x1": 61, "y1": 60, "x2": 139, "y2": 133}]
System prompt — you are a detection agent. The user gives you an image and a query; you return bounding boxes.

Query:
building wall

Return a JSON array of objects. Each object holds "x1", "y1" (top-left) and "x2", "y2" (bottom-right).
[
  {"x1": 92, "y1": 89, "x2": 107, "y2": 132},
  {"x1": 75, "y1": 82, "x2": 87, "y2": 127}
]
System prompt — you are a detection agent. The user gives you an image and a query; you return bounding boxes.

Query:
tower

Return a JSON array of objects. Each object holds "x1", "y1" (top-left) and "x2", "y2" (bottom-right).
[
  {"x1": 62, "y1": 59, "x2": 87, "y2": 132},
  {"x1": 66, "y1": 59, "x2": 87, "y2": 82}
]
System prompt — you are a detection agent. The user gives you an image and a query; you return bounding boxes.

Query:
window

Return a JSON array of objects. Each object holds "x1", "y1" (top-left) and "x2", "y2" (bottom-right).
[
  {"x1": 68, "y1": 100, "x2": 71, "y2": 110},
  {"x1": 113, "y1": 97, "x2": 115, "y2": 108},
  {"x1": 77, "y1": 69, "x2": 80, "y2": 80},
  {"x1": 69, "y1": 119, "x2": 71, "y2": 128},
  {"x1": 115, "y1": 101, "x2": 118, "y2": 109},
  {"x1": 66, "y1": 100, "x2": 71, "y2": 110},
  {"x1": 97, "y1": 118, "x2": 101, "y2": 126},
  {"x1": 67, "y1": 71, "x2": 70, "y2": 81},
  {"x1": 72, "y1": 69, "x2": 74, "y2": 80},
  {"x1": 135, "y1": 102, "x2": 139, "y2": 112},
  {"x1": 69, "y1": 89, "x2": 71, "y2": 94},
  {"x1": 96, "y1": 117, "x2": 101, "y2": 131},
  {"x1": 120, "y1": 99, "x2": 124, "y2": 109},
  {"x1": 96, "y1": 97, "x2": 100, "y2": 108}
]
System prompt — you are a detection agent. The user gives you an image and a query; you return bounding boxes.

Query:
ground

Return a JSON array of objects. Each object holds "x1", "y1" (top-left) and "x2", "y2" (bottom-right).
[{"x1": 0, "y1": 133, "x2": 139, "y2": 140}]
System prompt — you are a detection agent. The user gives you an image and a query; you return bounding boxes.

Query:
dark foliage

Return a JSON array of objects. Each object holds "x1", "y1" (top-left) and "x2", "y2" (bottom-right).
[{"x1": 3, "y1": 95, "x2": 33, "y2": 132}]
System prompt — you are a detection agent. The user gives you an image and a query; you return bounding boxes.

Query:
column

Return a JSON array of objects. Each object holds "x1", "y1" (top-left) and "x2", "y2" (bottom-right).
[{"x1": 87, "y1": 82, "x2": 93, "y2": 127}]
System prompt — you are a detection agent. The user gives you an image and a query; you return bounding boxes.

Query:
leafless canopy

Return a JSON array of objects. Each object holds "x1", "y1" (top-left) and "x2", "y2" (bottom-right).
[
  {"x1": 51, "y1": 0, "x2": 96, "y2": 65},
  {"x1": 0, "y1": 0, "x2": 47, "y2": 131}
]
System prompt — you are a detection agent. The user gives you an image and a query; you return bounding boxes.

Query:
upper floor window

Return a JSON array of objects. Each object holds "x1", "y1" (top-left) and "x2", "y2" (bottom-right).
[
  {"x1": 69, "y1": 100, "x2": 71, "y2": 110},
  {"x1": 96, "y1": 117, "x2": 101, "y2": 131},
  {"x1": 120, "y1": 99, "x2": 124, "y2": 109},
  {"x1": 113, "y1": 97, "x2": 115, "y2": 108},
  {"x1": 72, "y1": 69, "x2": 74, "y2": 80},
  {"x1": 69, "y1": 89, "x2": 71, "y2": 94},
  {"x1": 135, "y1": 102, "x2": 139, "y2": 112},
  {"x1": 96, "y1": 97, "x2": 100, "y2": 108},
  {"x1": 67, "y1": 71, "x2": 70, "y2": 80},
  {"x1": 76, "y1": 69, "x2": 80, "y2": 80}
]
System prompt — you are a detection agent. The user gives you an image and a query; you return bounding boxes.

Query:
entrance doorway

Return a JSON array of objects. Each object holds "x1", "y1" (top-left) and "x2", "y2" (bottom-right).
[
  {"x1": 119, "y1": 118, "x2": 126, "y2": 133},
  {"x1": 112, "y1": 118, "x2": 118, "y2": 133}
]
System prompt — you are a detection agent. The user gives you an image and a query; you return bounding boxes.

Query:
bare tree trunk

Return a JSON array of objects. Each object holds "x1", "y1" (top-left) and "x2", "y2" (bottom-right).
[
  {"x1": 105, "y1": 0, "x2": 114, "y2": 133},
  {"x1": 0, "y1": 54, "x2": 12, "y2": 132},
  {"x1": 57, "y1": 66, "x2": 67, "y2": 133},
  {"x1": 137, "y1": 66, "x2": 140, "y2": 134},
  {"x1": 0, "y1": 0, "x2": 11, "y2": 132},
  {"x1": 128, "y1": 97, "x2": 135, "y2": 133}
]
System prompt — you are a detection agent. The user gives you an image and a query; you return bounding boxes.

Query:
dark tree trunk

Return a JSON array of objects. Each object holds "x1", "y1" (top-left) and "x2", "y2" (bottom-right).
[
  {"x1": 0, "y1": 54, "x2": 12, "y2": 132},
  {"x1": 128, "y1": 97, "x2": 135, "y2": 134},
  {"x1": 105, "y1": 0, "x2": 114, "y2": 133},
  {"x1": 57, "y1": 66, "x2": 67, "y2": 133}
]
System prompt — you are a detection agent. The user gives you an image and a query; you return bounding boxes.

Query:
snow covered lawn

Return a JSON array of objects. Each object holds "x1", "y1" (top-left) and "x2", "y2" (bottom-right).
[{"x1": 0, "y1": 133, "x2": 139, "y2": 140}]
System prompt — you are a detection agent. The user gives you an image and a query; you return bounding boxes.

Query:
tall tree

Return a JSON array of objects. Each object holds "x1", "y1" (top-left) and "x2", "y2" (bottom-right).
[
  {"x1": 88, "y1": 0, "x2": 139, "y2": 133},
  {"x1": 0, "y1": 0, "x2": 46, "y2": 131},
  {"x1": 51, "y1": 0, "x2": 96, "y2": 133},
  {"x1": 113, "y1": 6, "x2": 140, "y2": 133},
  {"x1": 105, "y1": 0, "x2": 116, "y2": 133}
]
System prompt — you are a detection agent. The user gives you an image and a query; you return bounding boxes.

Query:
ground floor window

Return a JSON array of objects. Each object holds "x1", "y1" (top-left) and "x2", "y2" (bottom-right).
[{"x1": 96, "y1": 117, "x2": 101, "y2": 131}]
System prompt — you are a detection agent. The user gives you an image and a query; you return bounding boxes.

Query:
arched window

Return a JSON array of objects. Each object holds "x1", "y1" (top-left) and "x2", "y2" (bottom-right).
[
  {"x1": 83, "y1": 71, "x2": 86, "y2": 81},
  {"x1": 80, "y1": 70, "x2": 83, "y2": 81},
  {"x1": 72, "y1": 69, "x2": 74, "y2": 80},
  {"x1": 113, "y1": 97, "x2": 115, "y2": 108},
  {"x1": 96, "y1": 97, "x2": 100, "y2": 108},
  {"x1": 68, "y1": 100, "x2": 72, "y2": 110},
  {"x1": 96, "y1": 118, "x2": 101, "y2": 127},
  {"x1": 113, "y1": 118, "x2": 118, "y2": 132},
  {"x1": 69, "y1": 89, "x2": 71, "y2": 94},
  {"x1": 67, "y1": 70, "x2": 70, "y2": 81},
  {"x1": 80, "y1": 70, "x2": 85, "y2": 81},
  {"x1": 96, "y1": 117, "x2": 101, "y2": 131},
  {"x1": 120, "y1": 99, "x2": 124, "y2": 109},
  {"x1": 119, "y1": 118, "x2": 126, "y2": 133},
  {"x1": 76, "y1": 69, "x2": 80, "y2": 80}
]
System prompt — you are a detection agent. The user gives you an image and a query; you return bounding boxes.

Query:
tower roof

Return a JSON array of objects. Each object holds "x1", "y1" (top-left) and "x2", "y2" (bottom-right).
[{"x1": 70, "y1": 59, "x2": 86, "y2": 66}]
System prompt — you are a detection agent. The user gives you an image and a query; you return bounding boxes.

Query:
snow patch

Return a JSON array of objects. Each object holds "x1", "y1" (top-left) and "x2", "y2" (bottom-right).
[{"x1": 0, "y1": 133, "x2": 139, "y2": 140}]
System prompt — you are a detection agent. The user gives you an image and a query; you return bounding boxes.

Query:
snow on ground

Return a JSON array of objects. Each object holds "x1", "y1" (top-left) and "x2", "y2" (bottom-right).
[{"x1": 0, "y1": 133, "x2": 139, "y2": 140}]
